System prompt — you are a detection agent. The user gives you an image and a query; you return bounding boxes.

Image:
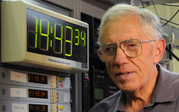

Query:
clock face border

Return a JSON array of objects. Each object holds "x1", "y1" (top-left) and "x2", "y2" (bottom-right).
[{"x1": 1, "y1": 1, "x2": 89, "y2": 73}]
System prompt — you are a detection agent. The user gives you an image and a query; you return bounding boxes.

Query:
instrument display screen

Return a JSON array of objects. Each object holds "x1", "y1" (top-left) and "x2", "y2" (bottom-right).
[
  {"x1": 27, "y1": 9, "x2": 87, "y2": 64},
  {"x1": 29, "y1": 89, "x2": 48, "y2": 99}
]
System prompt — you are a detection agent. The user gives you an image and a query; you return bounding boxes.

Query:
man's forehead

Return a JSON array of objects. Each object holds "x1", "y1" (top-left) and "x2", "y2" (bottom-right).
[
  {"x1": 101, "y1": 16, "x2": 145, "y2": 42},
  {"x1": 101, "y1": 14, "x2": 155, "y2": 43},
  {"x1": 109, "y1": 13, "x2": 140, "y2": 22}
]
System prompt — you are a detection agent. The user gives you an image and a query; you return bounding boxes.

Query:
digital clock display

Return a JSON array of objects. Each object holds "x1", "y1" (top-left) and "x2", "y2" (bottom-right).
[
  {"x1": 27, "y1": 9, "x2": 87, "y2": 63},
  {"x1": 28, "y1": 74, "x2": 48, "y2": 84},
  {"x1": 29, "y1": 89, "x2": 48, "y2": 99},
  {"x1": 29, "y1": 104, "x2": 48, "y2": 112},
  {"x1": 1, "y1": 1, "x2": 89, "y2": 72}
]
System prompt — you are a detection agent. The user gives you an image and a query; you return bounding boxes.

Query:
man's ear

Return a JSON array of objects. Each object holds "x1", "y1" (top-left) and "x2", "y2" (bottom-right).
[{"x1": 153, "y1": 39, "x2": 166, "y2": 63}]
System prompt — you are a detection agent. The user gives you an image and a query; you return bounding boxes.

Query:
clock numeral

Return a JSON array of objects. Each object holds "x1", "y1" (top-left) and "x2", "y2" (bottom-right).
[
  {"x1": 54, "y1": 23, "x2": 63, "y2": 54},
  {"x1": 74, "y1": 29, "x2": 79, "y2": 46},
  {"x1": 39, "y1": 19, "x2": 49, "y2": 51},
  {"x1": 65, "y1": 26, "x2": 73, "y2": 57},
  {"x1": 81, "y1": 31, "x2": 86, "y2": 47}
]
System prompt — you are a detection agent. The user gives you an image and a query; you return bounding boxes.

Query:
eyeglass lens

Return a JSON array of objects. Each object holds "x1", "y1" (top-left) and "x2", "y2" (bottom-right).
[{"x1": 98, "y1": 39, "x2": 142, "y2": 62}]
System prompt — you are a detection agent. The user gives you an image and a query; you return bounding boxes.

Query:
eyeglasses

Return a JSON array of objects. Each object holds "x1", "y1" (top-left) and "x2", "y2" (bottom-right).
[{"x1": 97, "y1": 39, "x2": 156, "y2": 63}]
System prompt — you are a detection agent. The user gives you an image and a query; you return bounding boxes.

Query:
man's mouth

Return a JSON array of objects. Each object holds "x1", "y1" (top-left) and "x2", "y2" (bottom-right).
[
  {"x1": 115, "y1": 72, "x2": 134, "y2": 80},
  {"x1": 116, "y1": 72, "x2": 131, "y2": 76}
]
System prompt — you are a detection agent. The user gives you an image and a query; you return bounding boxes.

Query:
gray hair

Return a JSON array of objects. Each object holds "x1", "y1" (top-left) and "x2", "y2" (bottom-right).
[{"x1": 98, "y1": 4, "x2": 163, "y2": 45}]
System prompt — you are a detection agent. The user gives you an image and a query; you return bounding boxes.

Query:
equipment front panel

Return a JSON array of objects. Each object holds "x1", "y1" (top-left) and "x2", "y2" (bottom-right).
[{"x1": 0, "y1": 67, "x2": 71, "y2": 112}]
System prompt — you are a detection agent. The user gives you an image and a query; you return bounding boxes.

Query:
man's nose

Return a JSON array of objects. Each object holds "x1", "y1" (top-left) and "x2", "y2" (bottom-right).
[{"x1": 113, "y1": 47, "x2": 128, "y2": 65}]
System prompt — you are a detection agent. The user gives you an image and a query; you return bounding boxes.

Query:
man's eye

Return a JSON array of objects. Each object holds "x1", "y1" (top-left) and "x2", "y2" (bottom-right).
[
  {"x1": 125, "y1": 43, "x2": 139, "y2": 50},
  {"x1": 105, "y1": 47, "x2": 115, "y2": 52},
  {"x1": 105, "y1": 47, "x2": 111, "y2": 52},
  {"x1": 128, "y1": 44, "x2": 136, "y2": 47}
]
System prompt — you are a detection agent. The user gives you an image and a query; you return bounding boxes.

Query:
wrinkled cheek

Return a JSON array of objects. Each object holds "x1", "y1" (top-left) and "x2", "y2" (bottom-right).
[
  {"x1": 105, "y1": 63, "x2": 112, "y2": 74},
  {"x1": 106, "y1": 63, "x2": 115, "y2": 80}
]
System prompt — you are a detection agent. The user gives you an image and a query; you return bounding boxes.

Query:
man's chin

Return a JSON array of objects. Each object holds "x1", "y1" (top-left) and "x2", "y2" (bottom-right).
[{"x1": 118, "y1": 84, "x2": 137, "y2": 93}]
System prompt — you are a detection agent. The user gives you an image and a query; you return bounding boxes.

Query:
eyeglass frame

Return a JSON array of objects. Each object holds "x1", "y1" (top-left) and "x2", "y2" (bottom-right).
[{"x1": 97, "y1": 39, "x2": 156, "y2": 63}]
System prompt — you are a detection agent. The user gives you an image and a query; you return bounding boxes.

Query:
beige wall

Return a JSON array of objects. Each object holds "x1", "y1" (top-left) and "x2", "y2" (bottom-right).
[
  {"x1": 173, "y1": 48, "x2": 179, "y2": 72},
  {"x1": 146, "y1": 3, "x2": 179, "y2": 28}
]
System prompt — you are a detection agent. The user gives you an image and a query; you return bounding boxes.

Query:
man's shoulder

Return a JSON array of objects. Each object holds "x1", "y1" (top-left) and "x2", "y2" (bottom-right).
[
  {"x1": 156, "y1": 64, "x2": 179, "y2": 100},
  {"x1": 159, "y1": 64, "x2": 179, "y2": 85},
  {"x1": 162, "y1": 67, "x2": 179, "y2": 89},
  {"x1": 89, "y1": 90, "x2": 122, "y2": 112},
  {"x1": 171, "y1": 72, "x2": 179, "y2": 83},
  {"x1": 102, "y1": 90, "x2": 122, "y2": 103},
  {"x1": 170, "y1": 72, "x2": 179, "y2": 94},
  {"x1": 161, "y1": 66, "x2": 179, "y2": 96}
]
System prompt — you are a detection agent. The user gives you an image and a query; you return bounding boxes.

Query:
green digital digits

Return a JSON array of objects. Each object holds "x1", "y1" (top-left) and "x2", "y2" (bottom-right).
[
  {"x1": 54, "y1": 23, "x2": 63, "y2": 54},
  {"x1": 35, "y1": 17, "x2": 38, "y2": 48},
  {"x1": 75, "y1": 29, "x2": 79, "y2": 46},
  {"x1": 28, "y1": 12, "x2": 86, "y2": 57},
  {"x1": 81, "y1": 31, "x2": 86, "y2": 47},
  {"x1": 27, "y1": 9, "x2": 88, "y2": 64},
  {"x1": 50, "y1": 26, "x2": 53, "y2": 47},
  {"x1": 65, "y1": 26, "x2": 73, "y2": 57},
  {"x1": 40, "y1": 19, "x2": 49, "y2": 51}
]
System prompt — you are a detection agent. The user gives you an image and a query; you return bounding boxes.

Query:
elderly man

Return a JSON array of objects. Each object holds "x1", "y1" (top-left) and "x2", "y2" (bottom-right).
[{"x1": 89, "y1": 4, "x2": 179, "y2": 112}]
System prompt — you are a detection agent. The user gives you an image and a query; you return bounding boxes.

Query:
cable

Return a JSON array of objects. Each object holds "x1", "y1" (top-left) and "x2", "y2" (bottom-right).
[
  {"x1": 162, "y1": 10, "x2": 179, "y2": 27},
  {"x1": 151, "y1": 0, "x2": 159, "y2": 17},
  {"x1": 159, "y1": 17, "x2": 179, "y2": 26},
  {"x1": 148, "y1": 0, "x2": 179, "y2": 26},
  {"x1": 140, "y1": 0, "x2": 145, "y2": 8},
  {"x1": 162, "y1": 3, "x2": 179, "y2": 7},
  {"x1": 165, "y1": 47, "x2": 179, "y2": 62}
]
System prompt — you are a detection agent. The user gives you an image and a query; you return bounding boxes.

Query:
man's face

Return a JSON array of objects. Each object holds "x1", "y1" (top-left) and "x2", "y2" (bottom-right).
[{"x1": 101, "y1": 14, "x2": 157, "y2": 92}]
